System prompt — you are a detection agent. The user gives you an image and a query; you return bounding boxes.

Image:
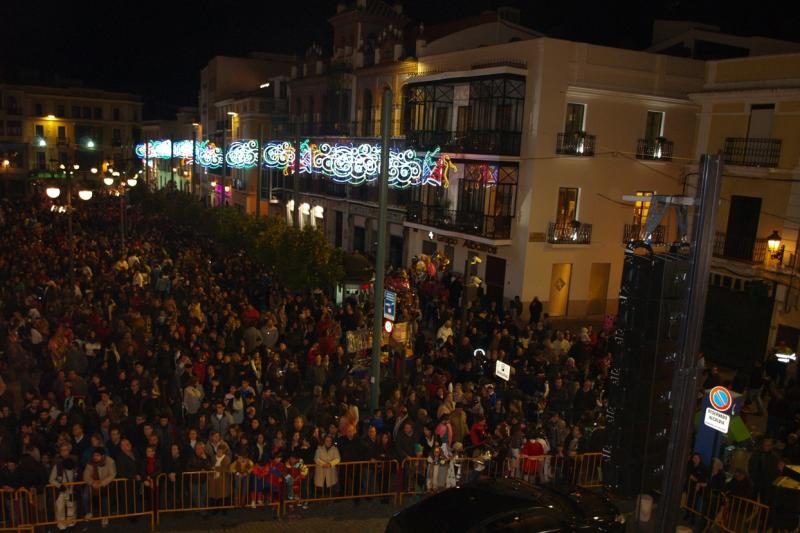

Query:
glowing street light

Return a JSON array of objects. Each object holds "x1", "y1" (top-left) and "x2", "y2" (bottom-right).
[
  {"x1": 78, "y1": 190, "x2": 93, "y2": 201},
  {"x1": 90, "y1": 167, "x2": 98, "y2": 174},
  {"x1": 86, "y1": 140, "x2": 95, "y2": 149},
  {"x1": 127, "y1": 178, "x2": 138, "y2": 187},
  {"x1": 103, "y1": 177, "x2": 114, "y2": 186},
  {"x1": 46, "y1": 187, "x2": 61, "y2": 199}
]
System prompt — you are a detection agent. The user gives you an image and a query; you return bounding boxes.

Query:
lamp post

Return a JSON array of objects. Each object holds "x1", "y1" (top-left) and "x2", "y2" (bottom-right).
[
  {"x1": 48, "y1": 162, "x2": 94, "y2": 293},
  {"x1": 103, "y1": 171, "x2": 138, "y2": 249}
]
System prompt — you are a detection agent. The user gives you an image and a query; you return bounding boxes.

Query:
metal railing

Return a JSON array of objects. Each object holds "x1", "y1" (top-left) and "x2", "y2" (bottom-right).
[
  {"x1": 713, "y1": 231, "x2": 767, "y2": 263},
  {"x1": 723, "y1": 137, "x2": 782, "y2": 168},
  {"x1": 683, "y1": 478, "x2": 770, "y2": 532},
  {"x1": 407, "y1": 203, "x2": 512, "y2": 239},
  {"x1": 556, "y1": 132, "x2": 596, "y2": 156},
  {"x1": 623, "y1": 223, "x2": 666, "y2": 243},
  {"x1": 547, "y1": 221, "x2": 592, "y2": 244},
  {"x1": 636, "y1": 138, "x2": 673, "y2": 161},
  {"x1": 406, "y1": 130, "x2": 522, "y2": 156}
]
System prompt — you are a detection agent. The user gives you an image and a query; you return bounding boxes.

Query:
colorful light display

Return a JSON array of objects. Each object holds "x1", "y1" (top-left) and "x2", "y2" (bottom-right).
[
  {"x1": 136, "y1": 138, "x2": 455, "y2": 188},
  {"x1": 225, "y1": 140, "x2": 259, "y2": 169}
]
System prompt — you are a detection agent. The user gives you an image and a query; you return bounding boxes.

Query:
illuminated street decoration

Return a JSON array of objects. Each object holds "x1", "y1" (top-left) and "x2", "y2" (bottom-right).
[
  {"x1": 225, "y1": 140, "x2": 259, "y2": 168},
  {"x1": 262, "y1": 141, "x2": 296, "y2": 174},
  {"x1": 135, "y1": 138, "x2": 454, "y2": 187},
  {"x1": 196, "y1": 141, "x2": 223, "y2": 169}
]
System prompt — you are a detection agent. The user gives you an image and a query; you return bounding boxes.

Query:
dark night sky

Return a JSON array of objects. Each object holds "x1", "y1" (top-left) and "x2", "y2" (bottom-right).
[{"x1": 2, "y1": 0, "x2": 798, "y2": 118}]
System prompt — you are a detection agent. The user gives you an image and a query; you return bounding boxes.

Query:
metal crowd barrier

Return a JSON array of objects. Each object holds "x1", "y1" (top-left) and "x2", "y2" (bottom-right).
[
  {"x1": 155, "y1": 470, "x2": 282, "y2": 524},
  {"x1": 682, "y1": 478, "x2": 770, "y2": 532},
  {"x1": 504, "y1": 453, "x2": 604, "y2": 488},
  {"x1": 290, "y1": 460, "x2": 401, "y2": 511}
]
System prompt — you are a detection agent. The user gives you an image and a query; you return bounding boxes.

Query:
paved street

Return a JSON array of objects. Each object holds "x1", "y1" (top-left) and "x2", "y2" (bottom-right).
[{"x1": 91, "y1": 500, "x2": 397, "y2": 533}]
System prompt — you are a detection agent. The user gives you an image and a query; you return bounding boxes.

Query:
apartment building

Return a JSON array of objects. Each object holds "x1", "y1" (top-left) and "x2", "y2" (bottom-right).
[
  {"x1": 0, "y1": 83, "x2": 142, "y2": 195},
  {"x1": 199, "y1": 54, "x2": 293, "y2": 210},
  {"x1": 690, "y1": 53, "x2": 800, "y2": 368}
]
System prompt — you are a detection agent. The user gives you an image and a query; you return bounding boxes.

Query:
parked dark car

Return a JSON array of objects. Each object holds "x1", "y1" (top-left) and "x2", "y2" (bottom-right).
[{"x1": 386, "y1": 478, "x2": 625, "y2": 532}]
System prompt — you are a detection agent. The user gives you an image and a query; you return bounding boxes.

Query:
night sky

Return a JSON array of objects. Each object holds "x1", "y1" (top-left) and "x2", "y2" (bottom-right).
[{"x1": 2, "y1": 0, "x2": 798, "y2": 118}]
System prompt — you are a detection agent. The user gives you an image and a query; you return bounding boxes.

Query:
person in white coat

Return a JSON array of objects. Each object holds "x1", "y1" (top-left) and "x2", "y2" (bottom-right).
[{"x1": 314, "y1": 434, "x2": 340, "y2": 491}]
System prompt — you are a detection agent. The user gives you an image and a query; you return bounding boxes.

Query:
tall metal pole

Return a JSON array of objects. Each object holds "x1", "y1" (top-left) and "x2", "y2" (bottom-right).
[
  {"x1": 170, "y1": 139, "x2": 174, "y2": 189},
  {"x1": 120, "y1": 189, "x2": 126, "y2": 250},
  {"x1": 67, "y1": 170, "x2": 75, "y2": 293},
  {"x1": 221, "y1": 131, "x2": 226, "y2": 208},
  {"x1": 370, "y1": 87, "x2": 392, "y2": 412},
  {"x1": 145, "y1": 140, "x2": 150, "y2": 189},
  {"x1": 192, "y1": 128, "x2": 197, "y2": 198},
  {"x1": 255, "y1": 124, "x2": 262, "y2": 218},
  {"x1": 292, "y1": 134, "x2": 300, "y2": 227},
  {"x1": 656, "y1": 154, "x2": 722, "y2": 532}
]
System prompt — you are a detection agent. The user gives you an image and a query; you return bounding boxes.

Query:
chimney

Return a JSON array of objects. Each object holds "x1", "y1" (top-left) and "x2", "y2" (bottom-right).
[
  {"x1": 394, "y1": 43, "x2": 403, "y2": 61},
  {"x1": 315, "y1": 60, "x2": 324, "y2": 75},
  {"x1": 415, "y1": 38, "x2": 426, "y2": 57},
  {"x1": 291, "y1": 65, "x2": 298, "y2": 79}
]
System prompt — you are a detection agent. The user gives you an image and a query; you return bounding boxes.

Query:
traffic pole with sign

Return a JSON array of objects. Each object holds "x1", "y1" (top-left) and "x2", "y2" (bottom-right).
[{"x1": 694, "y1": 386, "x2": 742, "y2": 465}]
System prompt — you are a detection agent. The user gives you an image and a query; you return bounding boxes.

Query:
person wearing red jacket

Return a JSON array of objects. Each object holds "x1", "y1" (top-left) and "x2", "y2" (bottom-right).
[
  {"x1": 521, "y1": 434, "x2": 545, "y2": 481},
  {"x1": 470, "y1": 418, "x2": 487, "y2": 448}
]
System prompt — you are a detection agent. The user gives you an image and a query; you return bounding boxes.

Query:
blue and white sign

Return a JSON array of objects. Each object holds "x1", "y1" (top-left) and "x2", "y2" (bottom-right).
[
  {"x1": 383, "y1": 290, "x2": 396, "y2": 322},
  {"x1": 709, "y1": 386, "x2": 732, "y2": 412}
]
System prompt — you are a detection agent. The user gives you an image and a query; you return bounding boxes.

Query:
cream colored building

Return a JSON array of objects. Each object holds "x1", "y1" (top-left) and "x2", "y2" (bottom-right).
[
  {"x1": 403, "y1": 38, "x2": 704, "y2": 316},
  {"x1": 690, "y1": 53, "x2": 800, "y2": 365},
  {"x1": 0, "y1": 83, "x2": 142, "y2": 195}
]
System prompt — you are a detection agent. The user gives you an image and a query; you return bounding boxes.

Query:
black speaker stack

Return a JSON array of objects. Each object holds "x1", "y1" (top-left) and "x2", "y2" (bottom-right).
[{"x1": 603, "y1": 246, "x2": 690, "y2": 497}]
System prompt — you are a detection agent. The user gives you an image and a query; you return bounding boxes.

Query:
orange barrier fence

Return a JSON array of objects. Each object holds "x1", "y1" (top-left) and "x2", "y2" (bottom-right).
[
  {"x1": 503, "y1": 453, "x2": 603, "y2": 488},
  {"x1": 289, "y1": 460, "x2": 401, "y2": 511},
  {"x1": 682, "y1": 478, "x2": 770, "y2": 533}
]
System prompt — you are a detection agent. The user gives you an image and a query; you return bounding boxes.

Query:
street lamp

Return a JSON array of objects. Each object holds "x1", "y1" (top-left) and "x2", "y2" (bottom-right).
[
  {"x1": 767, "y1": 230, "x2": 785, "y2": 265},
  {"x1": 46, "y1": 187, "x2": 61, "y2": 199},
  {"x1": 127, "y1": 178, "x2": 138, "y2": 187},
  {"x1": 103, "y1": 176, "x2": 114, "y2": 186},
  {"x1": 78, "y1": 190, "x2": 93, "y2": 201}
]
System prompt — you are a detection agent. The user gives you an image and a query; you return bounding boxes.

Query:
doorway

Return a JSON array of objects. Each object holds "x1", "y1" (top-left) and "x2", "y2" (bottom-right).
[
  {"x1": 389, "y1": 235, "x2": 404, "y2": 268},
  {"x1": 485, "y1": 255, "x2": 506, "y2": 306},
  {"x1": 353, "y1": 226, "x2": 366, "y2": 254},
  {"x1": 587, "y1": 263, "x2": 611, "y2": 315},
  {"x1": 548, "y1": 263, "x2": 573, "y2": 317},
  {"x1": 723, "y1": 195, "x2": 761, "y2": 261}
]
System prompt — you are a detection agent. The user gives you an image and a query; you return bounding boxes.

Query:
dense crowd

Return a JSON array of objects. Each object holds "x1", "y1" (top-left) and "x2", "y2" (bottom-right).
[{"x1": 0, "y1": 189, "x2": 798, "y2": 529}]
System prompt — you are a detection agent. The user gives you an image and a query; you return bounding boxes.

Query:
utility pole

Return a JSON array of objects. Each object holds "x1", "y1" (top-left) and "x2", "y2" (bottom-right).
[
  {"x1": 66, "y1": 168, "x2": 75, "y2": 293},
  {"x1": 292, "y1": 132, "x2": 300, "y2": 227},
  {"x1": 191, "y1": 128, "x2": 197, "y2": 198},
  {"x1": 656, "y1": 154, "x2": 722, "y2": 531},
  {"x1": 255, "y1": 124, "x2": 262, "y2": 218},
  {"x1": 145, "y1": 141, "x2": 150, "y2": 189},
  {"x1": 370, "y1": 87, "x2": 392, "y2": 412}
]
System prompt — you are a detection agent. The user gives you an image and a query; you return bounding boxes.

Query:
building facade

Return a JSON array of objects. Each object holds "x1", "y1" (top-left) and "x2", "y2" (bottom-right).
[
  {"x1": 142, "y1": 106, "x2": 199, "y2": 192},
  {"x1": 690, "y1": 53, "x2": 800, "y2": 367},
  {"x1": 0, "y1": 83, "x2": 142, "y2": 195}
]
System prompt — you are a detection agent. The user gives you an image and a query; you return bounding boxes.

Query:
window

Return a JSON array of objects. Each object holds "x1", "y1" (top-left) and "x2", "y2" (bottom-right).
[
  {"x1": 59, "y1": 152, "x2": 68, "y2": 166},
  {"x1": 7, "y1": 120, "x2": 22, "y2": 136},
  {"x1": 633, "y1": 191, "x2": 653, "y2": 226},
  {"x1": 748, "y1": 104, "x2": 775, "y2": 139},
  {"x1": 56, "y1": 104, "x2": 65, "y2": 117},
  {"x1": 82, "y1": 107, "x2": 91, "y2": 119},
  {"x1": 362, "y1": 89, "x2": 373, "y2": 137},
  {"x1": 93, "y1": 107, "x2": 102, "y2": 120},
  {"x1": 35, "y1": 124, "x2": 45, "y2": 137},
  {"x1": 36, "y1": 152, "x2": 46, "y2": 170},
  {"x1": 72, "y1": 105, "x2": 81, "y2": 118},
  {"x1": 35, "y1": 103, "x2": 43, "y2": 116},
  {"x1": 456, "y1": 106, "x2": 471, "y2": 136},
  {"x1": 0, "y1": 121, "x2": 4, "y2": 136},
  {"x1": 564, "y1": 103, "x2": 585, "y2": 133},
  {"x1": 6, "y1": 96, "x2": 18, "y2": 112},
  {"x1": 57, "y1": 126, "x2": 66, "y2": 140},
  {"x1": 113, "y1": 108, "x2": 120, "y2": 121},
  {"x1": 646, "y1": 111, "x2": 664, "y2": 140},
  {"x1": 556, "y1": 187, "x2": 579, "y2": 223},
  {"x1": 112, "y1": 128, "x2": 122, "y2": 143}
]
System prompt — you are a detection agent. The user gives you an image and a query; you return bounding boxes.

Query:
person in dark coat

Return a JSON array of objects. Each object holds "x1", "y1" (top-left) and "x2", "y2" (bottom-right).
[{"x1": 748, "y1": 438, "x2": 781, "y2": 504}]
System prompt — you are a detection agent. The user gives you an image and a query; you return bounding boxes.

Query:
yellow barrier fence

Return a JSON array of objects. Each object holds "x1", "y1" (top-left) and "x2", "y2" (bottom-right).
[
  {"x1": 0, "y1": 489, "x2": 33, "y2": 533},
  {"x1": 288, "y1": 460, "x2": 400, "y2": 512},
  {"x1": 155, "y1": 470, "x2": 282, "y2": 525},
  {"x1": 398, "y1": 455, "x2": 501, "y2": 504},
  {"x1": 682, "y1": 478, "x2": 770, "y2": 533},
  {"x1": 27, "y1": 478, "x2": 154, "y2": 531},
  {"x1": 502, "y1": 453, "x2": 603, "y2": 488}
]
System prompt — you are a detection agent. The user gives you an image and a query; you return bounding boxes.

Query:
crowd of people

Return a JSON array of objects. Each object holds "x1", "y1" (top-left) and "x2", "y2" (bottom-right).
[{"x1": 0, "y1": 188, "x2": 797, "y2": 529}]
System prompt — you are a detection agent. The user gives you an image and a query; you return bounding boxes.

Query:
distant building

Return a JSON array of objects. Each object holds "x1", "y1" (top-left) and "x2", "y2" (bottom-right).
[
  {"x1": 648, "y1": 20, "x2": 800, "y2": 60},
  {"x1": 0, "y1": 82, "x2": 142, "y2": 196},
  {"x1": 142, "y1": 106, "x2": 199, "y2": 192}
]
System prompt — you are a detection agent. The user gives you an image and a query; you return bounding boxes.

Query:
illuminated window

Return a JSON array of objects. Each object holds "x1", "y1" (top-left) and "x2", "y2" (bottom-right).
[
  {"x1": 633, "y1": 191, "x2": 653, "y2": 226},
  {"x1": 556, "y1": 187, "x2": 579, "y2": 223}
]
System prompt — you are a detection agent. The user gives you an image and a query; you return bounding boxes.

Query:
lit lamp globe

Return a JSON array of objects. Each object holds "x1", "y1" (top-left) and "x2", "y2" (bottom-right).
[
  {"x1": 224, "y1": 185, "x2": 231, "y2": 193},
  {"x1": 78, "y1": 190, "x2": 93, "y2": 201},
  {"x1": 767, "y1": 230, "x2": 782, "y2": 253},
  {"x1": 127, "y1": 178, "x2": 138, "y2": 187},
  {"x1": 103, "y1": 177, "x2": 115, "y2": 186},
  {"x1": 46, "y1": 187, "x2": 61, "y2": 199},
  {"x1": 90, "y1": 167, "x2": 98, "y2": 174}
]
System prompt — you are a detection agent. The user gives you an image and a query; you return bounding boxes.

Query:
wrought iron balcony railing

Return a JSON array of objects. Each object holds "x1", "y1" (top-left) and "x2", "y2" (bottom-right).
[
  {"x1": 405, "y1": 130, "x2": 521, "y2": 156},
  {"x1": 723, "y1": 137, "x2": 781, "y2": 168},
  {"x1": 547, "y1": 221, "x2": 592, "y2": 244},
  {"x1": 623, "y1": 224, "x2": 666, "y2": 243},
  {"x1": 636, "y1": 138, "x2": 673, "y2": 161},
  {"x1": 713, "y1": 231, "x2": 767, "y2": 263},
  {"x1": 556, "y1": 132, "x2": 595, "y2": 156},
  {"x1": 406, "y1": 203, "x2": 511, "y2": 240}
]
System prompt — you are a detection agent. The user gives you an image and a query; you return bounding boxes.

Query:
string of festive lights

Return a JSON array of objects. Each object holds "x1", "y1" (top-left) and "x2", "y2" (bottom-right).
[
  {"x1": 135, "y1": 138, "x2": 455, "y2": 188},
  {"x1": 225, "y1": 139, "x2": 259, "y2": 169}
]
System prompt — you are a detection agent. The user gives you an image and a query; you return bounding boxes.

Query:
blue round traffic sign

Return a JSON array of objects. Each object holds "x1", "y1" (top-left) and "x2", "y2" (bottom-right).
[{"x1": 709, "y1": 386, "x2": 732, "y2": 411}]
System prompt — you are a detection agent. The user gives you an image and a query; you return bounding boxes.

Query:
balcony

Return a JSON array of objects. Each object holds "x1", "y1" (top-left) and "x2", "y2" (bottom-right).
[
  {"x1": 407, "y1": 203, "x2": 511, "y2": 240},
  {"x1": 636, "y1": 138, "x2": 673, "y2": 162},
  {"x1": 56, "y1": 137, "x2": 69, "y2": 147},
  {"x1": 713, "y1": 231, "x2": 767, "y2": 263},
  {"x1": 547, "y1": 221, "x2": 592, "y2": 244},
  {"x1": 723, "y1": 138, "x2": 781, "y2": 168},
  {"x1": 406, "y1": 130, "x2": 521, "y2": 156},
  {"x1": 556, "y1": 132, "x2": 595, "y2": 156},
  {"x1": 623, "y1": 224, "x2": 666, "y2": 244}
]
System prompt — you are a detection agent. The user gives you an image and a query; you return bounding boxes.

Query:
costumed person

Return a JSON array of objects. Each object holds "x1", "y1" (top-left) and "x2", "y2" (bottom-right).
[{"x1": 283, "y1": 453, "x2": 309, "y2": 503}]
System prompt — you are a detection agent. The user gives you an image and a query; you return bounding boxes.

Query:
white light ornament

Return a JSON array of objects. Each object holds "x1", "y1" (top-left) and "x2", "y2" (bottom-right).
[{"x1": 225, "y1": 139, "x2": 259, "y2": 169}]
